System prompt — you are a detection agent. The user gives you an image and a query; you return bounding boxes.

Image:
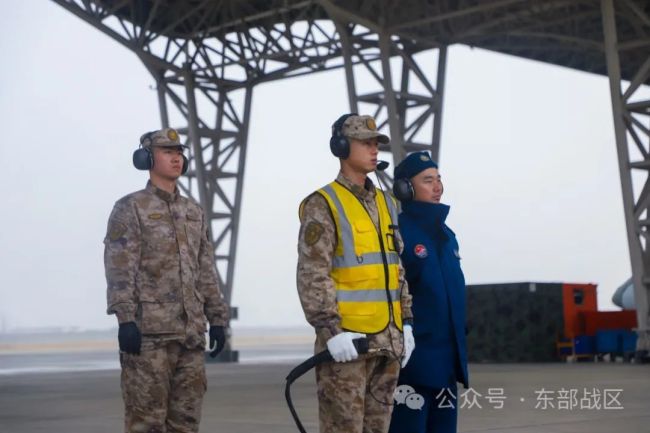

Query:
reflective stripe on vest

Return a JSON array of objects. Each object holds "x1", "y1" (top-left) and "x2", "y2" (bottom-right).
[
  {"x1": 318, "y1": 181, "x2": 403, "y2": 333},
  {"x1": 337, "y1": 288, "x2": 401, "y2": 302}
]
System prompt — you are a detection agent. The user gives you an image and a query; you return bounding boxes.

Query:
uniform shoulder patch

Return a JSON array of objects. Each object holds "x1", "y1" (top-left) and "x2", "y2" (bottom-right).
[
  {"x1": 304, "y1": 221, "x2": 324, "y2": 246},
  {"x1": 108, "y1": 221, "x2": 127, "y2": 241}
]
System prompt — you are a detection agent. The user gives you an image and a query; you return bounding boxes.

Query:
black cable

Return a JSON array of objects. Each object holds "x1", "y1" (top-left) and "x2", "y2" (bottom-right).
[
  {"x1": 285, "y1": 338, "x2": 369, "y2": 433},
  {"x1": 364, "y1": 171, "x2": 408, "y2": 409},
  {"x1": 365, "y1": 321, "x2": 405, "y2": 407}
]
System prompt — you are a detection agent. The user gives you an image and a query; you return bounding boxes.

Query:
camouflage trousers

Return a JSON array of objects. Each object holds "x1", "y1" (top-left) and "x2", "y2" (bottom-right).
[
  {"x1": 119, "y1": 341, "x2": 206, "y2": 433},
  {"x1": 316, "y1": 354, "x2": 400, "y2": 433}
]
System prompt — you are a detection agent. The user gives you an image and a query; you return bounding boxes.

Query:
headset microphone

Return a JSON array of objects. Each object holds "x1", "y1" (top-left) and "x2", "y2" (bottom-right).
[{"x1": 376, "y1": 160, "x2": 389, "y2": 171}]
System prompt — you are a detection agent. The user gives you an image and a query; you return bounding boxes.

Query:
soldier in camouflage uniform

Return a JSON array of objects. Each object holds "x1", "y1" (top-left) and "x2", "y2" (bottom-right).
[
  {"x1": 104, "y1": 128, "x2": 229, "y2": 433},
  {"x1": 297, "y1": 114, "x2": 415, "y2": 433}
]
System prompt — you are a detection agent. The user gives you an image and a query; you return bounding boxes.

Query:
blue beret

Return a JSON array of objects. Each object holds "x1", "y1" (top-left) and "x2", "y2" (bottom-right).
[{"x1": 394, "y1": 152, "x2": 438, "y2": 180}]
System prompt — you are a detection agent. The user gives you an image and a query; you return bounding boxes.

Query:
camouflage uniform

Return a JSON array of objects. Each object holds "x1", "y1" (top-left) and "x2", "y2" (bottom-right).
[
  {"x1": 297, "y1": 172, "x2": 413, "y2": 433},
  {"x1": 105, "y1": 130, "x2": 228, "y2": 433}
]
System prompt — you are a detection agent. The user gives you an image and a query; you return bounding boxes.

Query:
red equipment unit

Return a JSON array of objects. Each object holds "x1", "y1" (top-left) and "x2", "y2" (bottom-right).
[
  {"x1": 579, "y1": 311, "x2": 638, "y2": 336},
  {"x1": 562, "y1": 283, "x2": 598, "y2": 339}
]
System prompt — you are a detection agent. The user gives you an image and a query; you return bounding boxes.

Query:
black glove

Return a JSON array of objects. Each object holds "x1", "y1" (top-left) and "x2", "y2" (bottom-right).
[
  {"x1": 209, "y1": 326, "x2": 227, "y2": 358},
  {"x1": 118, "y1": 322, "x2": 141, "y2": 355}
]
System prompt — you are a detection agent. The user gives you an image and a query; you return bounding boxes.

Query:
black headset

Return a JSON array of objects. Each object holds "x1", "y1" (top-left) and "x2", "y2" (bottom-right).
[
  {"x1": 392, "y1": 151, "x2": 441, "y2": 202},
  {"x1": 329, "y1": 113, "x2": 357, "y2": 159},
  {"x1": 132, "y1": 131, "x2": 189, "y2": 174},
  {"x1": 392, "y1": 177, "x2": 415, "y2": 202}
]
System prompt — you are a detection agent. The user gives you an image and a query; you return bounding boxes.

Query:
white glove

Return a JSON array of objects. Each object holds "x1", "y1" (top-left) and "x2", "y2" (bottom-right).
[
  {"x1": 326, "y1": 332, "x2": 366, "y2": 362},
  {"x1": 401, "y1": 324, "x2": 415, "y2": 368}
]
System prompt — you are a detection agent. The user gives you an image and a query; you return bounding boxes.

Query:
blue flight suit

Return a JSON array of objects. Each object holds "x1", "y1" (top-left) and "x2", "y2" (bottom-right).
[{"x1": 389, "y1": 200, "x2": 468, "y2": 433}]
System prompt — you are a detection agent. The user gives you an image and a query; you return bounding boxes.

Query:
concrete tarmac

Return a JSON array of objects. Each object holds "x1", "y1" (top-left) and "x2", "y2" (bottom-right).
[{"x1": 0, "y1": 361, "x2": 648, "y2": 433}]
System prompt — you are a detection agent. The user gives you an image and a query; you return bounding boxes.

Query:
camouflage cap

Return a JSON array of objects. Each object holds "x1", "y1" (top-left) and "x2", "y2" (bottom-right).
[
  {"x1": 341, "y1": 115, "x2": 390, "y2": 144},
  {"x1": 140, "y1": 128, "x2": 188, "y2": 148}
]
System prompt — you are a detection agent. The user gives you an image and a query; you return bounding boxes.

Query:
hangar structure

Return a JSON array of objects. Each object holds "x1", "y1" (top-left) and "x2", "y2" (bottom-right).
[{"x1": 52, "y1": 0, "x2": 650, "y2": 359}]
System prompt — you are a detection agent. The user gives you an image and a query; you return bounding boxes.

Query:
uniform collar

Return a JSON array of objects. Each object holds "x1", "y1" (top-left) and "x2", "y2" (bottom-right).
[
  {"x1": 146, "y1": 180, "x2": 180, "y2": 202},
  {"x1": 402, "y1": 200, "x2": 450, "y2": 239},
  {"x1": 336, "y1": 172, "x2": 376, "y2": 201}
]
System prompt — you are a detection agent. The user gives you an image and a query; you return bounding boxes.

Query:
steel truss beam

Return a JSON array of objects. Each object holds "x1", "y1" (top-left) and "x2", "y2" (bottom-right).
[
  {"x1": 332, "y1": 19, "x2": 445, "y2": 188},
  {"x1": 50, "y1": 0, "x2": 650, "y2": 364},
  {"x1": 151, "y1": 67, "x2": 254, "y2": 310},
  {"x1": 51, "y1": 1, "x2": 343, "y2": 345},
  {"x1": 601, "y1": 0, "x2": 650, "y2": 358},
  {"x1": 51, "y1": 0, "x2": 444, "y2": 349}
]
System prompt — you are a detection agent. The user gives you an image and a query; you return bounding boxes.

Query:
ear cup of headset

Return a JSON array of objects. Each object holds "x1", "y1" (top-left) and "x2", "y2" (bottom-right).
[
  {"x1": 133, "y1": 146, "x2": 188, "y2": 175},
  {"x1": 329, "y1": 113, "x2": 357, "y2": 159},
  {"x1": 133, "y1": 147, "x2": 153, "y2": 170},
  {"x1": 393, "y1": 178, "x2": 414, "y2": 202},
  {"x1": 329, "y1": 135, "x2": 349, "y2": 159}
]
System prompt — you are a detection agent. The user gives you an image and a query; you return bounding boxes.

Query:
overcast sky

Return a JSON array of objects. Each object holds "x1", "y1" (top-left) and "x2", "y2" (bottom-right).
[{"x1": 0, "y1": 1, "x2": 641, "y2": 331}]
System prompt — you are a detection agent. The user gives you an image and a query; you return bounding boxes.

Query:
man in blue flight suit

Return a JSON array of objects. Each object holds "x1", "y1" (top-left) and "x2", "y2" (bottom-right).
[{"x1": 388, "y1": 152, "x2": 468, "y2": 433}]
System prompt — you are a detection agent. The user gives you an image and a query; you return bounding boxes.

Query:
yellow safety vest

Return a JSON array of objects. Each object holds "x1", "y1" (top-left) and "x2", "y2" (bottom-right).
[{"x1": 317, "y1": 181, "x2": 402, "y2": 333}]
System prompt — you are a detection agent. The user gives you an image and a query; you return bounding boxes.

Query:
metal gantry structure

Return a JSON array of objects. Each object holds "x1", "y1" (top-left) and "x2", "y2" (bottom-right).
[
  {"x1": 600, "y1": 0, "x2": 650, "y2": 361},
  {"x1": 52, "y1": 0, "x2": 649, "y2": 359}
]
